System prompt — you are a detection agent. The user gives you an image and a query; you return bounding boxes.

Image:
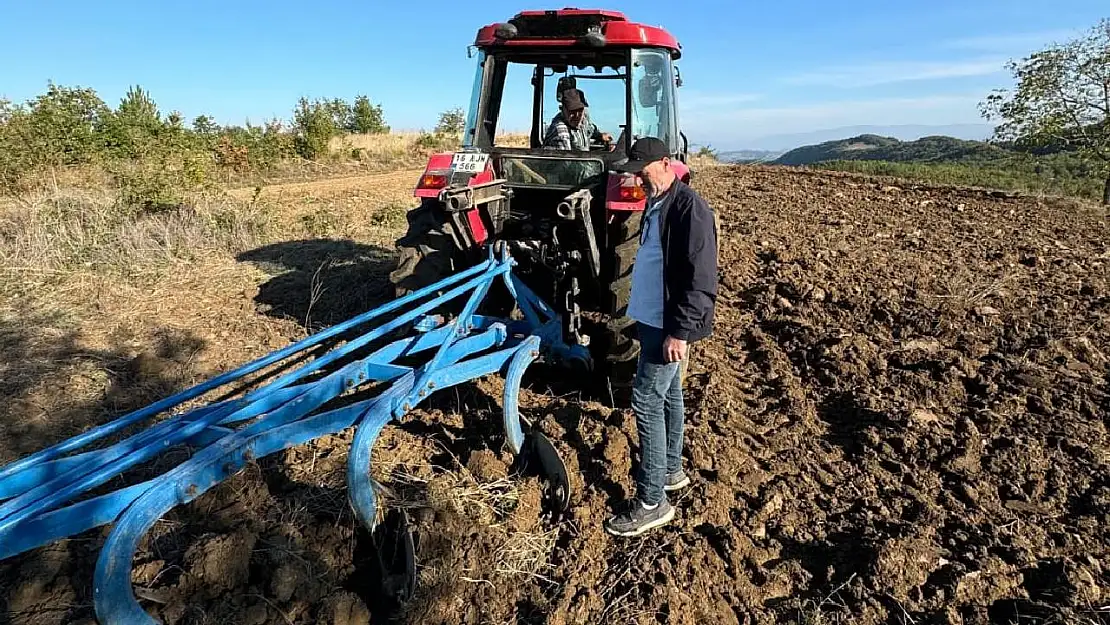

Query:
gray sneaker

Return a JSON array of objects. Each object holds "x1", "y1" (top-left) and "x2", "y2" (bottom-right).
[
  {"x1": 604, "y1": 498, "x2": 675, "y2": 537},
  {"x1": 664, "y1": 470, "x2": 690, "y2": 492}
]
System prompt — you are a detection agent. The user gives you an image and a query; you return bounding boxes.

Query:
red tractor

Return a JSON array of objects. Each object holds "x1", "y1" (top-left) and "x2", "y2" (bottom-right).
[{"x1": 389, "y1": 8, "x2": 689, "y2": 389}]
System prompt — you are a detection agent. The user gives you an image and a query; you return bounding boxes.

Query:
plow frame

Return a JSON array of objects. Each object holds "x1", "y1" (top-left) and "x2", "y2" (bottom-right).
[{"x1": 0, "y1": 246, "x2": 581, "y2": 624}]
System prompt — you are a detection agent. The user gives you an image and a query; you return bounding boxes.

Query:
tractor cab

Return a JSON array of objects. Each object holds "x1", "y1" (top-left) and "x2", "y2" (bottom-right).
[
  {"x1": 464, "y1": 13, "x2": 686, "y2": 177},
  {"x1": 417, "y1": 9, "x2": 688, "y2": 205}
]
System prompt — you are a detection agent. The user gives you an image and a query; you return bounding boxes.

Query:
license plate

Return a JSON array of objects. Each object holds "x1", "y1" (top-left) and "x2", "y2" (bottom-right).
[{"x1": 451, "y1": 152, "x2": 489, "y2": 173}]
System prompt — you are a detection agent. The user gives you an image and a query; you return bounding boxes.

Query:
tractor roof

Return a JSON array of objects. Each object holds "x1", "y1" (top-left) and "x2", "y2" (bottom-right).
[{"x1": 474, "y1": 8, "x2": 681, "y2": 58}]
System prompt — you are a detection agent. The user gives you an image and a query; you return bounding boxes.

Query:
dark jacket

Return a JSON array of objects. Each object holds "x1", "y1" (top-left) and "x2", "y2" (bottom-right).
[{"x1": 650, "y1": 177, "x2": 719, "y2": 343}]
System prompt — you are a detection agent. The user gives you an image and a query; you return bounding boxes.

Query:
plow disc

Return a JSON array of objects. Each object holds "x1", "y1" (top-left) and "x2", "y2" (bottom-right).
[{"x1": 0, "y1": 246, "x2": 583, "y2": 624}]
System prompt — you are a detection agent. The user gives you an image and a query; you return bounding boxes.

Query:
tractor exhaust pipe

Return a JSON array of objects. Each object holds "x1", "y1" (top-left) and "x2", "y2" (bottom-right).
[{"x1": 556, "y1": 199, "x2": 576, "y2": 220}]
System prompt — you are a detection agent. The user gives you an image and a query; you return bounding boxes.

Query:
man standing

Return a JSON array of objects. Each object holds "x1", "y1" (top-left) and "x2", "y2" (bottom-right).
[{"x1": 604, "y1": 137, "x2": 719, "y2": 537}]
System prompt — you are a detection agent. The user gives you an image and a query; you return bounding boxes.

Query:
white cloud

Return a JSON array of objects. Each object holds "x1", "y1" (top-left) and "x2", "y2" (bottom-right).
[{"x1": 782, "y1": 58, "x2": 1005, "y2": 88}]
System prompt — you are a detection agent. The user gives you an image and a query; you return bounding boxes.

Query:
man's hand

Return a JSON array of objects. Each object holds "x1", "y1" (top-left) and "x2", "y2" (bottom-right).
[
  {"x1": 663, "y1": 336, "x2": 687, "y2": 363},
  {"x1": 601, "y1": 133, "x2": 616, "y2": 151}
]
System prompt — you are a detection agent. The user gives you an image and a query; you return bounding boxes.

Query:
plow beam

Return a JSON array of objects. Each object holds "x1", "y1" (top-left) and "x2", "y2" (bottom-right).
[{"x1": 0, "y1": 247, "x2": 579, "y2": 625}]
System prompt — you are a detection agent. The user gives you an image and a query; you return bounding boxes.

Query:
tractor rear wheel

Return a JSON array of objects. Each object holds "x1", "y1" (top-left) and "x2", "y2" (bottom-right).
[
  {"x1": 598, "y1": 210, "x2": 642, "y2": 388},
  {"x1": 389, "y1": 199, "x2": 462, "y2": 303}
]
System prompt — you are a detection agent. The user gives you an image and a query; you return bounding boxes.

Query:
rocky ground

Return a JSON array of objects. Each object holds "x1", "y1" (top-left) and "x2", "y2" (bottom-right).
[{"x1": 2, "y1": 165, "x2": 1108, "y2": 624}]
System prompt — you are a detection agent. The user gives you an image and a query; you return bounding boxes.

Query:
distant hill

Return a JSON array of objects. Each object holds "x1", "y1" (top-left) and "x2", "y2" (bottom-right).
[
  {"x1": 732, "y1": 124, "x2": 994, "y2": 152},
  {"x1": 774, "y1": 134, "x2": 1003, "y2": 166},
  {"x1": 767, "y1": 133, "x2": 1105, "y2": 202}
]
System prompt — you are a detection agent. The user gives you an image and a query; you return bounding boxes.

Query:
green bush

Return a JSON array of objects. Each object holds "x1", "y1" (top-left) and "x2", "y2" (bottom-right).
[
  {"x1": 292, "y1": 97, "x2": 342, "y2": 159},
  {"x1": 24, "y1": 83, "x2": 109, "y2": 166},
  {"x1": 108, "y1": 143, "x2": 216, "y2": 213},
  {"x1": 0, "y1": 83, "x2": 109, "y2": 190},
  {"x1": 112, "y1": 162, "x2": 186, "y2": 212},
  {"x1": 350, "y1": 95, "x2": 389, "y2": 134},
  {"x1": 695, "y1": 144, "x2": 718, "y2": 159},
  {"x1": 219, "y1": 120, "x2": 296, "y2": 170},
  {"x1": 414, "y1": 131, "x2": 458, "y2": 153},
  {"x1": 434, "y1": 107, "x2": 466, "y2": 136}
]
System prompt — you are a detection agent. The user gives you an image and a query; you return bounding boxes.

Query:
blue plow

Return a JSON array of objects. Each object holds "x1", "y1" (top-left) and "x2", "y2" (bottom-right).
[{"x1": 0, "y1": 246, "x2": 585, "y2": 624}]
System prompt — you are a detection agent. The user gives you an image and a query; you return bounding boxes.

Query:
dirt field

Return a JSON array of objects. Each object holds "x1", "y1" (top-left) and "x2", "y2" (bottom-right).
[{"x1": 2, "y1": 165, "x2": 1109, "y2": 624}]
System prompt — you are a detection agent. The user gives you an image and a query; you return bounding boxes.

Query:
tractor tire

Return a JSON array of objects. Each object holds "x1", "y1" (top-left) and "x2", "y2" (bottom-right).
[
  {"x1": 599, "y1": 210, "x2": 642, "y2": 388},
  {"x1": 388, "y1": 200, "x2": 463, "y2": 305}
]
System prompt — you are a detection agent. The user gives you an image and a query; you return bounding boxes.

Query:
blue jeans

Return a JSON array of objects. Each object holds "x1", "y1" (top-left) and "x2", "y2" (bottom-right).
[{"x1": 631, "y1": 323, "x2": 686, "y2": 506}]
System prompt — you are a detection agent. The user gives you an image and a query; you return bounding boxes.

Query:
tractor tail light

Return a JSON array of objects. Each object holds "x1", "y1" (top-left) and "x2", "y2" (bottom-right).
[
  {"x1": 418, "y1": 171, "x2": 449, "y2": 190},
  {"x1": 618, "y1": 175, "x2": 646, "y2": 201}
]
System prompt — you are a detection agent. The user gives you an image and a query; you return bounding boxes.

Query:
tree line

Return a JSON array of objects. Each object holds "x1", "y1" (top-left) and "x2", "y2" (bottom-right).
[{"x1": 0, "y1": 84, "x2": 399, "y2": 194}]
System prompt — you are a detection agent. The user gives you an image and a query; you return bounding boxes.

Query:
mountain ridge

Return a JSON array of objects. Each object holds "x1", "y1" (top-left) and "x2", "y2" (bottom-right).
[
  {"x1": 772, "y1": 133, "x2": 1001, "y2": 166},
  {"x1": 714, "y1": 123, "x2": 994, "y2": 153}
]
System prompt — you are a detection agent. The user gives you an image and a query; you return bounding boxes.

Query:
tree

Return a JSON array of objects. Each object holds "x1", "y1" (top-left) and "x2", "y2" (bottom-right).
[
  {"x1": 695, "y1": 144, "x2": 718, "y2": 159},
  {"x1": 19, "y1": 83, "x2": 109, "y2": 167},
  {"x1": 980, "y1": 19, "x2": 1110, "y2": 204},
  {"x1": 434, "y1": 107, "x2": 466, "y2": 136},
  {"x1": 324, "y1": 98, "x2": 353, "y2": 132},
  {"x1": 192, "y1": 115, "x2": 218, "y2": 136},
  {"x1": 100, "y1": 85, "x2": 165, "y2": 158},
  {"x1": 0, "y1": 84, "x2": 111, "y2": 192},
  {"x1": 292, "y1": 97, "x2": 341, "y2": 159},
  {"x1": 117, "y1": 85, "x2": 160, "y2": 127},
  {"x1": 349, "y1": 95, "x2": 389, "y2": 134}
]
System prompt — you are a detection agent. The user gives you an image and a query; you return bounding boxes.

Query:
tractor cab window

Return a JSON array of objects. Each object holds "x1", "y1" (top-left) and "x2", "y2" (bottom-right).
[
  {"x1": 630, "y1": 48, "x2": 680, "y2": 155},
  {"x1": 540, "y1": 65, "x2": 624, "y2": 151},
  {"x1": 463, "y1": 47, "x2": 680, "y2": 156}
]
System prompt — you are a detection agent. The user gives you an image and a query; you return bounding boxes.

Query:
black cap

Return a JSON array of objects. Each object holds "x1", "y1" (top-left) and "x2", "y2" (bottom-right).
[
  {"x1": 560, "y1": 88, "x2": 587, "y2": 111},
  {"x1": 615, "y1": 137, "x2": 670, "y2": 172}
]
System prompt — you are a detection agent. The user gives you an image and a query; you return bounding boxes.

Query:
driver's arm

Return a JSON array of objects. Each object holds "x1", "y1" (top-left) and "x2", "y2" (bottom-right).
[
  {"x1": 589, "y1": 120, "x2": 605, "y2": 141},
  {"x1": 589, "y1": 121, "x2": 613, "y2": 148},
  {"x1": 585, "y1": 117, "x2": 611, "y2": 143}
]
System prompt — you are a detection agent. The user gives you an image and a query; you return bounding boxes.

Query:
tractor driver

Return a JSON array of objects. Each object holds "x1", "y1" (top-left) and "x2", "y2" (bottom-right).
[{"x1": 542, "y1": 88, "x2": 613, "y2": 151}]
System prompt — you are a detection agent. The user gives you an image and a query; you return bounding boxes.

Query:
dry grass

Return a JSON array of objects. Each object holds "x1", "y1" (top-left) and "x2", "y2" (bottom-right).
[
  {"x1": 0, "y1": 168, "x2": 389, "y2": 463},
  {"x1": 224, "y1": 131, "x2": 529, "y2": 187},
  {"x1": 382, "y1": 465, "x2": 521, "y2": 526},
  {"x1": 794, "y1": 574, "x2": 858, "y2": 625},
  {"x1": 494, "y1": 525, "x2": 559, "y2": 582},
  {"x1": 328, "y1": 132, "x2": 429, "y2": 161},
  {"x1": 0, "y1": 188, "x2": 270, "y2": 291},
  {"x1": 493, "y1": 133, "x2": 530, "y2": 148},
  {"x1": 328, "y1": 131, "x2": 530, "y2": 161},
  {"x1": 379, "y1": 456, "x2": 557, "y2": 583}
]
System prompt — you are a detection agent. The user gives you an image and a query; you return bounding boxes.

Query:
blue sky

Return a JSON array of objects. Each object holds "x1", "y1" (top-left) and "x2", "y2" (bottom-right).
[{"x1": 1, "y1": 0, "x2": 1106, "y2": 149}]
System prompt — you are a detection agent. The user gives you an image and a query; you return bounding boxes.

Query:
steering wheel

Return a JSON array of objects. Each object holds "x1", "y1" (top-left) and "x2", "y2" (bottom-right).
[{"x1": 608, "y1": 128, "x2": 629, "y2": 156}]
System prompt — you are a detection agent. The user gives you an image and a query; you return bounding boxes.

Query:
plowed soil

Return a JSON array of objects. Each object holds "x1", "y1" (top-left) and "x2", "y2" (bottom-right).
[{"x1": 3, "y1": 165, "x2": 1110, "y2": 625}]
